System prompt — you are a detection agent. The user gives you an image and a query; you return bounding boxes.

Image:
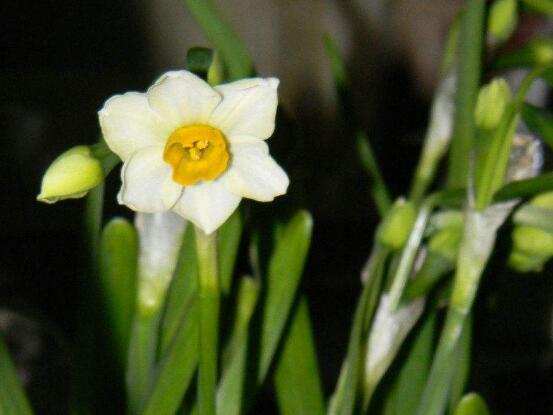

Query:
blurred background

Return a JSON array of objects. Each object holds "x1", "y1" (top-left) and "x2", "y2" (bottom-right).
[{"x1": 1, "y1": 0, "x2": 552, "y2": 413}]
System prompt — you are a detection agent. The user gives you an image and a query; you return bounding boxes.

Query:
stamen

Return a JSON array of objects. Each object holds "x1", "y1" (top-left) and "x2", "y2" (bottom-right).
[{"x1": 162, "y1": 125, "x2": 229, "y2": 186}]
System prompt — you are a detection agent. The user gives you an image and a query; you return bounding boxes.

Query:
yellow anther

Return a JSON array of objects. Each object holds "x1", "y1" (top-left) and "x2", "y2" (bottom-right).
[{"x1": 188, "y1": 146, "x2": 202, "y2": 161}]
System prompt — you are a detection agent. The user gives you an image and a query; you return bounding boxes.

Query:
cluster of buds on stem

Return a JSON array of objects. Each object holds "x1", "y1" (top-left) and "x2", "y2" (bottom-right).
[{"x1": 509, "y1": 191, "x2": 553, "y2": 272}]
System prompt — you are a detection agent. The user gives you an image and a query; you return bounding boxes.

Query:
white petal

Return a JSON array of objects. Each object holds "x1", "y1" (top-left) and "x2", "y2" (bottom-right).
[
  {"x1": 147, "y1": 70, "x2": 222, "y2": 128},
  {"x1": 99, "y1": 92, "x2": 172, "y2": 161},
  {"x1": 209, "y1": 78, "x2": 279, "y2": 141},
  {"x1": 118, "y1": 146, "x2": 183, "y2": 212},
  {"x1": 224, "y1": 141, "x2": 289, "y2": 202},
  {"x1": 173, "y1": 180, "x2": 241, "y2": 234}
]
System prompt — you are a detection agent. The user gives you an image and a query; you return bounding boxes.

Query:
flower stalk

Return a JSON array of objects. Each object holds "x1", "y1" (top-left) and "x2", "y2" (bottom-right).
[{"x1": 195, "y1": 227, "x2": 220, "y2": 415}]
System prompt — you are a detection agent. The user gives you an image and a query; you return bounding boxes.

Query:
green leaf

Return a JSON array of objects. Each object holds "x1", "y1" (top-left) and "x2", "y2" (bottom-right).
[
  {"x1": 221, "y1": 276, "x2": 259, "y2": 370},
  {"x1": 127, "y1": 311, "x2": 162, "y2": 415},
  {"x1": 142, "y1": 299, "x2": 199, "y2": 415},
  {"x1": 70, "y1": 183, "x2": 105, "y2": 415},
  {"x1": 217, "y1": 276, "x2": 260, "y2": 415},
  {"x1": 403, "y1": 254, "x2": 454, "y2": 302},
  {"x1": 383, "y1": 310, "x2": 437, "y2": 415},
  {"x1": 388, "y1": 199, "x2": 434, "y2": 310},
  {"x1": 182, "y1": 0, "x2": 254, "y2": 80},
  {"x1": 160, "y1": 224, "x2": 198, "y2": 353},
  {"x1": 494, "y1": 172, "x2": 553, "y2": 202},
  {"x1": 321, "y1": 33, "x2": 391, "y2": 217},
  {"x1": 521, "y1": 0, "x2": 553, "y2": 16},
  {"x1": 522, "y1": 102, "x2": 553, "y2": 149},
  {"x1": 274, "y1": 296, "x2": 325, "y2": 415},
  {"x1": 447, "y1": 0, "x2": 485, "y2": 188},
  {"x1": 257, "y1": 210, "x2": 313, "y2": 382},
  {"x1": 216, "y1": 212, "x2": 313, "y2": 414},
  {"x1": 218, "y1": 210, "x2": 243, "y2": 296},
  {"x1": 448, "y1": 315, "x2": 473, "y2": 412},
  {"x1": 322, "y1": 32, "x2": 349, "y2": 89},
  {"x1": 453, "y1": 393, "x2": 491, "y2": 415},
  {"x1": 356, "y1": 131, "x2": 392, "y2": 218},
  {"x1": 328, "y1": 246, "x2": 387, "y2": 415},
  {"x1": 98, "y1": 218, "x2": 138, "y2": 370},
  {"x1": 0, "y1": 335, "x2": 34, "y2": 415}
]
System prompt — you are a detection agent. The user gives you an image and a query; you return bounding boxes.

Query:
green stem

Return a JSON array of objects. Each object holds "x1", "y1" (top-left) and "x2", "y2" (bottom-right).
[
  {"x1": 84, "y1": 183, "x2": 104, "y2": 263},
  {"x1": 448, "y1": 315, "x2": 472, "y2": 412},
  {"x1": 417, "y1": 203, "x2": 511, "y2": 415},
  {"x1": 415, "y1": 309, "x2": 467, "y2": 415},
  {"x1": 447, "y1": 0, "x2": 485, "y2": 188},
  {"x1": 388, "y1": 197, "x2": 435, "y2": 310},
  {"x1": 70, "y1": 184, "x2": 105, "y2": 415},
  {"x1": 476, "y1": 67, "x2": 544, "y2": 209},
  {"x1": 195, "y1": 228, "x2": 220, "y2": 415},
  {"x1": 329, "y1": 246, "x2": 388, "y2": 415}
]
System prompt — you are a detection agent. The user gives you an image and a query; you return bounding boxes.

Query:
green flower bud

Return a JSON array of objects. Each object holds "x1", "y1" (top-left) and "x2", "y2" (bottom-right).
[
  {"x1": 488, "y1": 0, "x2": 518, "y2": 45},
  {"x1": 207, "y1": 51, "x2": 224, "y2": 86},
  {"x1": 37, "y1": 145, "x2": 104, "y2": 204},
  {"x1": 530, "y1": 191, "x2": 553, "y2": 209},
  {"x1": 530, "y1": 38, "x2": 553, "y2": 67},
  {"x1": 475, "y1": 78, "x2": 512, "y2": 130},
  {"x1": 512, "y1": 225, "x2": 553, "y2": 257},
  {"x1": 428, "y1": 227, "x2": 462, "y2": 263},
  {"x1": 377, "y1": 198, "x2": 416, "y2": 249},
  {"x1": 508, "y1": 250, "x2": 548, "y2": 273}
]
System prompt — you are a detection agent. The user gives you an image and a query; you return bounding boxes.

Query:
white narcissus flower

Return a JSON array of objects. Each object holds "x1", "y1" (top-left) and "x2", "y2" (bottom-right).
[{"x1": 99, "y1": 71, "x2": 289, "y2": 234}]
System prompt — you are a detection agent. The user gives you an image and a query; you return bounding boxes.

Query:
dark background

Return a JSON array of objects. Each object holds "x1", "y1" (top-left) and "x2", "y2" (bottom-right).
[{"x1": 1, "y1": 1, "x2": 552, "y2": 414}]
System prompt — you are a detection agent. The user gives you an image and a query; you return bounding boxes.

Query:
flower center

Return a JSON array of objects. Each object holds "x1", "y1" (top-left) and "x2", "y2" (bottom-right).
[{"x1": 163, "y1": 125, "x2": 229, "y2": 186}]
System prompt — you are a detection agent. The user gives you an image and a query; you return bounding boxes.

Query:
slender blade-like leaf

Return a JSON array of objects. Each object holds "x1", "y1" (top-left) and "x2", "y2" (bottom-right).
[
  {"x1": 142, "y1": 299, "x2": 199, "y2": 415},
  {"x1": 217, "y1": 277, "x2": 259, "y2": 415},
  {"x1": 182, "y1": 0, "x2": 253, "y2": 80},
  {"x1": 217, "y1": 211, "x2": 314, "y2": 414},
  {"x1": 218, "y1": 210, "x2": 243, "y2": 296},
  {"x1": 274, "y1": 296, "x2": 325, "y2": 415},
  {"x1": 160, "y1": 225, "x2": 198, "y2": 353},
  {"x1": 448, "y1": 315, "x2": 473, "y2": 413},
  {"x1": 522, "y1": 102, "x2": 553, "y2": 149},
  {"x1": 258, "y1": 210, "x2": 313, "y2": 382},
  {"x1": 98, "y1": 218, "x2": 138, "y2": 369},
  {"x1": 494, "y1": 172, "x2": 553, "y2": 202},
  {"x1": 383, "y1": 310, "x2": 437, "y2": 415},
  {"x1": 447, "y1": 0, "x2": 485, "y2": 188}
]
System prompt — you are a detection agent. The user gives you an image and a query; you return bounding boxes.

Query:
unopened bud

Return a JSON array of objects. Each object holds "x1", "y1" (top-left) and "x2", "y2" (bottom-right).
[
  {"x1": 512, "y1": 225, "x2": 553, "y2": 257},
  {"x1": 207, "y1": 51, "x2": 224, "y2": 86},
  {"x1": 37, "y1": 145, "x2": 104, "y2": 204},
  {"x1": 488, "y1": 0, "x2": 518, "y2": 45},
  {"x1": 508, "y1": 249, "x2": 547, "y2": 273},
  {"x1": 475, "y1": 78, "x2": 512, "y2": 130},
  {"x1": 530, "y1": 38, "x2": 553, "y2": 67},
  {"x1": 530, "y1": 191, "x2": 553, "y2": 209},
  {"x1": 377, "y1": 198, "x2": 416, "y2": 249},
  {"x1": 428, "y1": 227, "x2": 462, "y2": 263}
]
